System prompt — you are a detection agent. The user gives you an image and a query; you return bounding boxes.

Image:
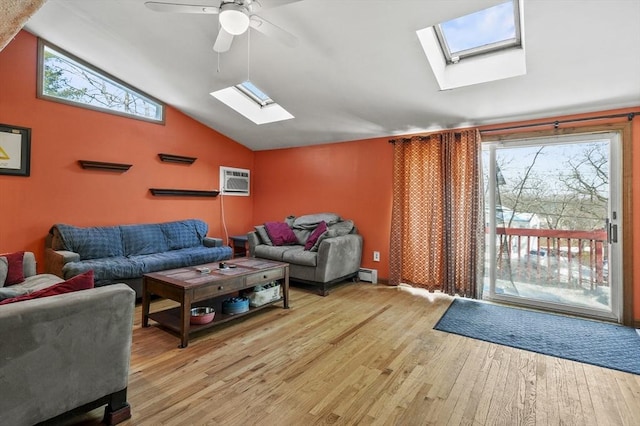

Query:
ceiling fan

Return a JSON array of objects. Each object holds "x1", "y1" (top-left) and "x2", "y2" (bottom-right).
[{"x1": 145, "y1": 0, "x2": 301, "y2": 53}]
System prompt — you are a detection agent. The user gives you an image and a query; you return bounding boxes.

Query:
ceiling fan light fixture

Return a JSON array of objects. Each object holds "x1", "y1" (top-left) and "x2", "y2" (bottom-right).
[{"x1": 219, "y1": 3, "x2": 250, "y2": 35}]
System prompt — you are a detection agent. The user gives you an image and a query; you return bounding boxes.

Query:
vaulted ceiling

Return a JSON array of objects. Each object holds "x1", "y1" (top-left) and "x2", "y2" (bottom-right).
[{"x1": 22, "y1": 0, "x2": 640, "y2": 150}]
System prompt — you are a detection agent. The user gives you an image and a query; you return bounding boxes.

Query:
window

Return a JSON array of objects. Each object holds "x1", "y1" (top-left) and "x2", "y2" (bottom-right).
[
  {"x1": 235, "y1": 81, "x2": 274, "y2": 107},
  {"x1": 37, "y1": 39, "x2": 164, "y2": 123},
  {"x1": 482, "y1": 130, "x2": 623, "y2": 322},
  {"x1": 416, "y1": 0, "x2": 526, "y2": 90},
  {"x1": 210, "y1": 80, "x2": 293, "y2": 125},
  {"x1": 435, "y1": 0, "x2": 521, "y2": 64}
]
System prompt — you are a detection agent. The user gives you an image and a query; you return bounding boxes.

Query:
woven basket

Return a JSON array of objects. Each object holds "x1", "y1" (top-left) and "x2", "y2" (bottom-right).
[{"x1": 248, "y1": 284, "x2": 281, "y2": 307}]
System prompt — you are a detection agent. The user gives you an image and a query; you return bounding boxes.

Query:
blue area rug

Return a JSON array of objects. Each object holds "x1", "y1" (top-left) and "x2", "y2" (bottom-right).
[{"x1": 434, "y1": 298, "x2": 640, "y2": 375}]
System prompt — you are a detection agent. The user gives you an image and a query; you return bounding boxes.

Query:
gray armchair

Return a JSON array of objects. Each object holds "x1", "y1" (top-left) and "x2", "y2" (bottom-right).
[{"x1": 0, "y1": 272, "x2": 135, "y2": 425}]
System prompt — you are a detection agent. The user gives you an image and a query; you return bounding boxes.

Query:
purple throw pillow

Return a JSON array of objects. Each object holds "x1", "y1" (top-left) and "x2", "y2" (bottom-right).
[
  {"x1": 264, "y1": 222, "x2": 298, "y2": 246},
  {"x1": 3, "y1": 251, "x2": 25, "y2": 286},
  {"x1": 304, "y1": 221, "x2": 328, "y2": 250}
]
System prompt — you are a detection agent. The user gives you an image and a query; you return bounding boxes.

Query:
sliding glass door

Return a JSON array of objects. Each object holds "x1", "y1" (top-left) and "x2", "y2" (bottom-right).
[{"x1": 482, "y1": 132, "x2": 622, "y2": 322}]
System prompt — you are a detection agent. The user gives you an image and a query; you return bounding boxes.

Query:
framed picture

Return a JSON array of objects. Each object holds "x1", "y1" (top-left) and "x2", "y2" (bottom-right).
[{"x1": 0, "y1": 123, "x2": 31, "y2": 177}]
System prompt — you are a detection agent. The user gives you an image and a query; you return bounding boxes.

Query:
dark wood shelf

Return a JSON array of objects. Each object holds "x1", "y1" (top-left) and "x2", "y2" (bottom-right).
[
  {"x1": 158, "y1": 153, "x2": 197, "y2": 164},
  {"x1": 78, "y1": 160, "x2": 132, "y2": 172},
  {"x1": 149, "y1": 188, "x2": 219, "y2": 197},
  {"x1": 147, "y1": 298, "x2": 284, "y2": 335}
]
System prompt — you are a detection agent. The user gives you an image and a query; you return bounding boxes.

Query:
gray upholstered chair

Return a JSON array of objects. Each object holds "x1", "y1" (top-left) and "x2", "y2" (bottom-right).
[
  {"x1": 248, "y1": 213, "x2": 363, "y2": 295},
  {"x1": 0, "y1": 253, "x2": 135, "y2": 425}
]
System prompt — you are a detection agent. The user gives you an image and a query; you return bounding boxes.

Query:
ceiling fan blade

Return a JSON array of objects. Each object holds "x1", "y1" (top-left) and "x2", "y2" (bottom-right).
[
  {"x1": 213, "y1": 28, "x2": 235, "y2": 53},
  {"x1": 254, "y1": 0, "x2": 303, "y2": 10},
  {"x1": 249, "y1": 15, "x2": 298, "y2": 48},
  {"x1": 144, "y1": 2, "x2": 219, "y2": 14}
]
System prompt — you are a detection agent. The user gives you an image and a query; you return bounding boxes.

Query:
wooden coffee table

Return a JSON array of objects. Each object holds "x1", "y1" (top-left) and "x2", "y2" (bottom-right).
[{"x1": 142, "y1": 258, "x2": 289, "y2": 348}]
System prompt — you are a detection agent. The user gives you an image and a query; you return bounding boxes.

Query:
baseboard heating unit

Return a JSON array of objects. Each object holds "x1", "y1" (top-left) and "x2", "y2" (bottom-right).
[{"x1": 358, "y1": 268, "x2": 378, "y2": 284}]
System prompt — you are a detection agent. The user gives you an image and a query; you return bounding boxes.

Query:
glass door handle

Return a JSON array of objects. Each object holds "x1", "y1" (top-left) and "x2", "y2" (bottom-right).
[{"x1": 606, "y1": 218, "x2": 618, "y2": 243}]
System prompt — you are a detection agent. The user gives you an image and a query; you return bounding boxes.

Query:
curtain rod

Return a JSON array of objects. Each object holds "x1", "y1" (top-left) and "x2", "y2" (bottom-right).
[{"x1": 480, "y1": 111, "x2": 637, "y2": 134}]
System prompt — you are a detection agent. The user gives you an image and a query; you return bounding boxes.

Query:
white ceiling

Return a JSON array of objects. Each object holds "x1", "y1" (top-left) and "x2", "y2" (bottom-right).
[{"x1": 23, "y1": 0, "x2": 640, "y2": 151}]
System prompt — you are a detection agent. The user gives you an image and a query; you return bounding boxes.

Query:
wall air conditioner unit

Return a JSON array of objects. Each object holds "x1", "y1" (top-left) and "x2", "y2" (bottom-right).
[
  {"x1": 220, "y1": 166, "x2": 250, "y2": 196},
  {"x1": 358, "y1": 268, "x2": 378, "y2": 284}
]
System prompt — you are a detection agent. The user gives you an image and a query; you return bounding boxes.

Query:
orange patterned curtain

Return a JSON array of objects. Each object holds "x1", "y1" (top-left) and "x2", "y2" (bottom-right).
[{"x1": 389, "y1": 129, "x2": 484, "y2": 297}]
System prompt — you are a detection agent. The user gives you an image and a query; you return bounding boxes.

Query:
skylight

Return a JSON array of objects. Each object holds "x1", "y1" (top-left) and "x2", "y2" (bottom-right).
[
  {"x1": 236, "y1": 81, "x2": 274, "y2": 107},
  {"x1": 416, "y1": 0, "x2": 526, "y2": 90},
  {"x1": 435, "y1": 1, "x2": 521, "y2": 64},
  {"x1": 211, "y1": 80, "x2": 293, "y2": 125}
]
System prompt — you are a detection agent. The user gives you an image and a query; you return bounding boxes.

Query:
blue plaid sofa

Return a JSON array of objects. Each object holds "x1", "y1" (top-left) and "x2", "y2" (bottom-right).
[{"x1": 45, "y1": 219, "x2": 232, "y2": 297}]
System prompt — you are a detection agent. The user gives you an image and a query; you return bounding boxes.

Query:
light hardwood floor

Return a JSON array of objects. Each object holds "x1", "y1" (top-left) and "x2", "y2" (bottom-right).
[{"x1": 68, "y1": 283, "x2": 640, "y2": 425}]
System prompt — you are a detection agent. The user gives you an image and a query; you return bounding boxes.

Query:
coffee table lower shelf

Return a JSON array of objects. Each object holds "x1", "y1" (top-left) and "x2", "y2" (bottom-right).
[
  {"x1": 142, "y1": 259, "x2": 290, "y2": 347},
  {"x1": 147, "y1": 298, "x2": 284, "y2": 335}
]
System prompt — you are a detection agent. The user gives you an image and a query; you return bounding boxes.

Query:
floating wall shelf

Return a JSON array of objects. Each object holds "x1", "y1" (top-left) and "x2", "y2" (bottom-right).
[
  {"x1": 158, "y1": 153, "x2": 197, "y2": 164},
  {"x1": 149, "y1": 188, "x2": 219, "y2": 197},
  {"x1": 78, "y1": 160, "x2": 132, "y2": 172}
]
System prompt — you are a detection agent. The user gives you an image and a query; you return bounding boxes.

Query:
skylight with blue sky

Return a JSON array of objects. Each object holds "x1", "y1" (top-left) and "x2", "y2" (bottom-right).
[
  {"x1": 417, "y1": 0, "x2": 525, "y2": 90},
  {"x1": 211, "y1": 80, "x2": 293, "y2": 125},
  {"x1": 437, "y1": 0, "x2": 519, "y2": 61}
]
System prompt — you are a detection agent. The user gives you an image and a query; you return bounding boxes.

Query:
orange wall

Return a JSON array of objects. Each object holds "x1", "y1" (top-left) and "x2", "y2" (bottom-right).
[
  {"x1": 253, "y1": 138, "x2": 393, "y2": 276},
  {"x1": 254, "y1": 108, "x2": 640, "y2": 322},
  {"x1": 0, "y1": 31, "x2": 254, "y2": 268},
  {"x1": 3, "y1": 31, "x2": 639, "y2": 322}
]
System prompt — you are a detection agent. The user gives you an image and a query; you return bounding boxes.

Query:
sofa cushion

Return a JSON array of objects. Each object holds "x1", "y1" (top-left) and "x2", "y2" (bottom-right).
[
  {"x1": 129, "y1": 246, "x2": 232, "y2": 277},
  {"x1": 304, "y1": 221, "x2": 328, "y2": 250},
  {"x1": 284, "y1": 215, "x2": 296, "y2": 227},
  {"x1": 328, "y1": 219, "x2": 355, "y2": 236},
  {"x1": 254, "y1": 225, "x2": 273, "y2": 246},
  {"x1": 121, "y1": 223, "x2": 168, "y2": 256},
  {"x1": 282, "y1": 247, "x2": 318, "y2": 267},
  {"x1": 161, "y1": 219, "x2": 206, "y2": 250},
  {"x1": 54, "y1": 224, "x2": 124, "y2": 260},
  {"x1": 63, "y1": 256, "x2": 145, "y2": 283},
  {"x1": 14, "y1": 274, "x2": 65, "y2": 293},
  {"x1": 0, "y1": 270, "x2": 94, "y2": 305},
  {"x1": 292, "y1": 213, "x2": 341, "y2": 229},
  {"x1": 0, "y1": 286, "x2": 29, "y2": 300},
  {"x1": 62, "y1": 246, "x2": 233, "y2": 284},
  {"x1": 0, "y1": 270, "x2": 66, "y2": 301},
  {"x1": 0, "y1": 257, "x2": 7, "y2": 287},
  {"x1": 2, "y1": 251, "x2": 25, "y2": 286},
  {"x1": 293, "y1": 228, "x2": 311, "y2": 245},
  {"x1": 309, "y1": 229, "x2": 338, "y2": 252},
  {"x1": 254, "y1": 245, "x2": 300, "y2": 261},
  {"x1": 264, "y1": 222, "x2": 298, "y2": 246}
]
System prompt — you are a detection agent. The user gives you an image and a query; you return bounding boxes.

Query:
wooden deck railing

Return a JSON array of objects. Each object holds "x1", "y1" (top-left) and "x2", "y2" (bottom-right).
[{"x1": 493, "y1": 227, "x2": 608, "y2": 289}]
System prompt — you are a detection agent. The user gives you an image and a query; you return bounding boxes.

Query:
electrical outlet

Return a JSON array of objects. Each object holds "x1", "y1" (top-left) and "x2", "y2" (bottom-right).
[{"x1": 373, "y1": 251, "x2": 380, "y2": 262}]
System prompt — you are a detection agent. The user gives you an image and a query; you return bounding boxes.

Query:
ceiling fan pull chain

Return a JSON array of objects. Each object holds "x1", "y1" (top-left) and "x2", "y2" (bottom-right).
[
  {"x1": 247, "y1": 27, "x2": 251, "y2": 81},
  {"x1": 217, "y1": 18, "x2": 222, "y2": 73}
]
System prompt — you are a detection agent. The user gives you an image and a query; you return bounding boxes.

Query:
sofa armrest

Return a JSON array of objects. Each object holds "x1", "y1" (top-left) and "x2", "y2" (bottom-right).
[
  {"x1": 0, "y1": 284, "x2": 135, "y2": 426},
  {"x1": 316, "y1": 234, "x2": 363, "y2": 282},
  {"x1": 203, "y1": 237, "x2": 223, "y2": 248},
  {"x1": 247, "y1": 231, "x2": 261, "y2": 257},
  {"x1": 45, "y1": 248, "x2": 80, "y2": 278}
]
